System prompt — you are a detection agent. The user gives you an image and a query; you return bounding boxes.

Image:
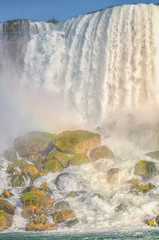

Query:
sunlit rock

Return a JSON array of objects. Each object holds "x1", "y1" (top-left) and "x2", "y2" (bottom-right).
[
  {"x1": 55, "y1": 130, "x2": 101, "y2": 154},
  {"x1": 53, "y1": 209, "x2": 75, "y2": 223}
]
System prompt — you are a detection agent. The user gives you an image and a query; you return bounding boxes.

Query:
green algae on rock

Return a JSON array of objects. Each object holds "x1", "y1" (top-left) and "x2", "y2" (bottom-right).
[
  {"x1": 55, "y1": 130, "x2": 101, "y2": 154},
  {"x1": 46, "y1": 150, "x2": 70, "y2": 168},
  {"x1": 53, "y1": 209, "x2": 75, "y2": 223},
  {"x1": 0, "y1": 210, "x2": 13, "y2": 230}
]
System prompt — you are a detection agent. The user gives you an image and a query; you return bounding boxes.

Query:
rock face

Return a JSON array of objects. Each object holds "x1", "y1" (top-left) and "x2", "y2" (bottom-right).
[
  {"x1": 90, "y1": 145, "x2": 114, "y2": 161},
  {"x1": 53, "y1": 209, "x2": 75, "y2": 223},
  {"x1": 134, "y1": 160, "x2": 159, "y2": 178},
  {"x1": 55, "y1": 130, "x2": 101, "y2": 154},
  {"x1": 13, "y1": 131, "x2": 55, "y2": 161}
]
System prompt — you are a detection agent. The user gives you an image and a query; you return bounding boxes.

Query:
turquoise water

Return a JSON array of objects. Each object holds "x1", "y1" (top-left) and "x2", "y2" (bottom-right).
[{"x1": 1, "y1": 231, "x2": 159, "y2": 240}]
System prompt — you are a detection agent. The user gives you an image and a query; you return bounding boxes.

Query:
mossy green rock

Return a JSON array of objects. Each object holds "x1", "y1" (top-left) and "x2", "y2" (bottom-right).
[
  {"x1": 0, "y1": 210, "x2": 13, "y2": 230},
  {"x1": 43, "y1": 159, "x2": 63, "y2": 174},
  {"x1": 90, "y1": 145, "x2": 114, "y2": 161},
  {"x1": 55, "y1": 130, "x2": 101, "y2": 154},
  {"x1": 0, "y1": 200, "x2": 15, "y2": 215},
  {"x1": 23, "y1": 164, "x2": 39, "y2": 180},
  {"x1": 46, "y1": 150, "x2": 70, "y2": 168},
  {"x1": 70, "y1": 153, "x2": 90, "y2": 165},
  {"x1": 11, "y1": 174, "x2": 25, "y2": 187},
  {"x1": 134, "y1": 160, "x2": 159, "y2": 178},
  {"x1": 13, "y1": 131, "x2": 56, "y2": 160}
]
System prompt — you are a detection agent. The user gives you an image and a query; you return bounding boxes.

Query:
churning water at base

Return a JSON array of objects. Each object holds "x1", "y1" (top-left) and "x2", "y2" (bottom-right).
[{"x1": 1, "y1": 3, "x2": 159, "y2": 238}]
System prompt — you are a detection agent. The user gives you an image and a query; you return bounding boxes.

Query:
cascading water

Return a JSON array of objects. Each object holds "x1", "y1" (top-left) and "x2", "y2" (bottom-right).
[{"x1": 1, "y1": 3, "x2": 159, "y2": 237}]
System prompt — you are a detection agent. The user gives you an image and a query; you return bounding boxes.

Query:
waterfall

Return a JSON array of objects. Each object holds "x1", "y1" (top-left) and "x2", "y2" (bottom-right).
[{"x1": 1, "y1": 4, "x2": 159, "y2": 149}]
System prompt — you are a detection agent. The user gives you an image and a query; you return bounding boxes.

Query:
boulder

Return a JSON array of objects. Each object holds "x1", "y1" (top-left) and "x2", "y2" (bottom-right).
[
  {"x1": 23, "y1": 164, "x2": 39, "y2": 181},
  {"x1": 135, "y1": 183, "x2": 155, "y2": 193},
  {"x1": 126, "y1": 179, "x2": 139, "y2": 189},
  {"x1": 54, "y1": 201, "x2": 70, "y2": 210},
  {"x1": 146, "y1": 151, "x2": 159, "y2": 159},
  {"x1": 53, "y1": 209, "x2": 75, "y2": 223},
  {"x1": 46, "y1": 150, "x2": 70, "y2": 168},
  {"x1": 65, "y1": 218, "x2": 79, "y2": 228},
  {"x1": 7, "y1": 160, "x2": 28, "y2": 174},
  {"x1": 156, "y1": 215, "x2": 159, "y2": 225},
  {"x1": 55, "y1": 130, "x2": 101, "y2": 154},
  {"x1": 69, "y1": 153, "x2": 90, "y2": 165},
  {"x1": 11, "y1": 174, "x2": 25, "y2": 187},
  {"x1": 13, "y1": 131, "x2": 56, "y2": 161},
  {"x1": 90, "y1": 145, "x2": 114, "y2": 161},
  {"x1": 43, "y1": 159, "x2": 63, "y2": 174},
  {"x1": 0, "y1": 200, "x2": 15, "y2": 215},
  {"x1": 134, "y1": 160, "x2": 159, "y2": 178},
  {"x1": 22, "y1": 187, "x2": 55, "y2": 219},
  {"x1": 65, "y1": 191, "x2": 79, "y2": 198},
  {"x1": 55, "y1": 173, "x2": 83, "y2": 192},
  {"x1": 144, "y1": 219, "x2": 155, "y2": 227},
  {"x1": 25, "y1": 222, "x2": 56, "y2": 231},
  {"x1": 107, "y1": 168, "x2": 119, "y2": 183},
  {"x1": 0, "y1": 210, "x2": 13, "y2": 230},
  {"x1": 1, "y1": 190, "x2": 12, "y2": 198}
]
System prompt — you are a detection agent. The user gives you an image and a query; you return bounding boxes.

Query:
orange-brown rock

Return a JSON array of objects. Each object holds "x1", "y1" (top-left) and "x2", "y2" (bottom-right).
[
  {"x1": 25, "y1": 222, "x2": 56, "y2": 231},
  {"x1": 53, "y1": 209, "x2": 75, "y2": 223},
  {"x1": 1, "y1": 190, "x2": 12, "y2": 198},
  {"x1": 0, "y1": 210, "x2": 13, "y2": 230},
  {"x1": 22, "y1": 187, "x2": 55, "y2": 218},
  {"x1": 0, "y1": 200, "x2": 15, "y2": 215}
]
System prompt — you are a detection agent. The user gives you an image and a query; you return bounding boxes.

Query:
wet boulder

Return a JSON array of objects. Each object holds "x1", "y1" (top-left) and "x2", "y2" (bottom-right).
[
  {"x1": 134, "y1": 160, "x2": 159, "y2": 178},
  {"x1": 42, "y1": 159, "x2": 63, "y2": 175},
  {"x1": 90, "y1": 145, "x2": 114, "y2": 161},
  {"x1": 13, "y1": 131, "x2": 56, "y2": 162},
  {"x1": 55, "y1": 173, "x2": 84, "y2": 192},
  {"x1": 23, "y1": 164, "x2": 39, "y2": 181},
  {"x1": 11, "y1": 174, "x2": 25, "y2": 187},
  {"x1": 146, "y1": 150, "x2": 159, "y2": 159},
  {"x1": 54, "y1": 201, "x2": 70, "y2": 210},
  {"x1": 53, "y1": 209, "x2": 75, "y2": 223},
  {"x1": 107, "y1": 168, "x2": 119, "y2": 184},
  {"x1": 22, "y1": 186, "x2": 55, "y2": 219},
  {"x1": 55, "y1": 130, "x2": 101, "y2": 154},
  {"x1": 69, "y1": 153, "x2": 90, "y2": 165},
  {"x1": 25, "y1": 215, "x2": 56, "y2": 231},
  {"x1": 0, "y1": 200, "x2": 15, "y2": 215},
  {"x1": 0, "y1": 210, "x2": 13, "y2": 230},
  {"x1": 46, "y1": 150, "x2": 70, "y2": 168}
]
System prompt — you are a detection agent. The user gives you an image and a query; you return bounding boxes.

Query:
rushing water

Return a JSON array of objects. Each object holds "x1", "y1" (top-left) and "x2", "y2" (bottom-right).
[{"x1": 1, "y1": 3, "x2": 159, "y2": 238}]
